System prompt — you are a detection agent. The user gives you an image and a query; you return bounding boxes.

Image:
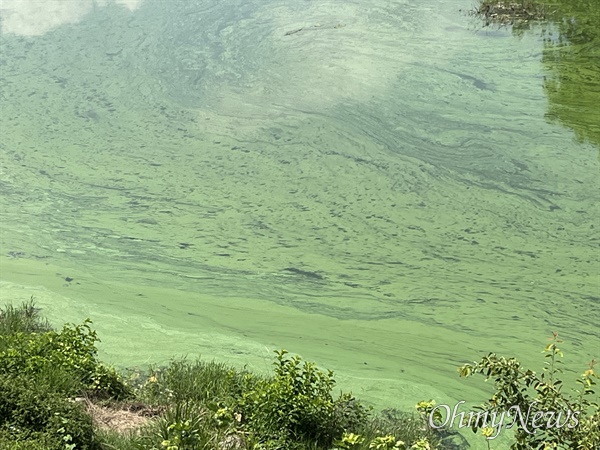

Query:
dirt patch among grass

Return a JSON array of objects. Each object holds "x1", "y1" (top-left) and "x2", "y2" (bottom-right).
[{"x1": 82, "y1": 399, "x2": 164, "y2": 434}]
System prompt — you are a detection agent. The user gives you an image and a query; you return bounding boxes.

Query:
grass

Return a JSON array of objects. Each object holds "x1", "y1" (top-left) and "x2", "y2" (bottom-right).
[
  {"x1": 0, "y1": 299, "x2": 453, "y2": 450},
  {"x1": 0, "y1": 298, "x2": 52, "y2": 334}
]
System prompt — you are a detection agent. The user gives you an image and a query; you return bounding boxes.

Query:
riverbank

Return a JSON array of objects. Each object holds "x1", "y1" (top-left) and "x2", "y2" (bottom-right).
[{"x1": 0, "y1": 300, "x2": 461, "y2": 450}]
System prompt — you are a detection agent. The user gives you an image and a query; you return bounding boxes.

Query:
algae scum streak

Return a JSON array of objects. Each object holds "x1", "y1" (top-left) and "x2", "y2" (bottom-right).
[{"x1": 0, "y1": 0, "x2": 598, "y2": 444}]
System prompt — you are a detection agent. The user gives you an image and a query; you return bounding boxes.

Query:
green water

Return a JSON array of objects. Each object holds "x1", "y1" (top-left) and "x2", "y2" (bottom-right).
[{"x1": 0, "y1": 0, "x2": 598, "y2": 447}]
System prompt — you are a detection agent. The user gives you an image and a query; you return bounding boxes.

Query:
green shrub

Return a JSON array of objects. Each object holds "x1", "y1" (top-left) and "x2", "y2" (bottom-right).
[
  {"x1": 334, "y1": 393, "x2": 372, "y2": 435},
  {"x1": 240, "y1": 350, "x2": 368, "y2": 448},
  {"x1": 0, "y1": 302, "x2": 129, "y2": 449},
  {"x1": 0, "y1": 429, "x2": 64, "y2": 450},
  {"x1": 0, "y1": 374, "x2": 97, "y2": 449},
  {"x1": 0, "y1": 317, "x2": 130, "y2": 400},
  {"x1": 459, "y1": 333, "x2": 600, "y2": 449}
]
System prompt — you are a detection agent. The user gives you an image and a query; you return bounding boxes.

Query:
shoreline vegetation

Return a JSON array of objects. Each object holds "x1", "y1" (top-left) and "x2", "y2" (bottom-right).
[
  {"x1": 0, "y1": 300, "x2": 458, "y2": 450},
  {"x1": 0, "y1": 300, "x2": 598, "y2": 450},
  {"x1": 469, "y1": 0, "x2": 550, "y2": 26}
]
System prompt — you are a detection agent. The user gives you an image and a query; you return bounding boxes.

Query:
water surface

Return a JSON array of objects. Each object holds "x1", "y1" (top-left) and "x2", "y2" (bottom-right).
[{"x1": 1, "y1": 0, "x2": 598, "y2": 446}]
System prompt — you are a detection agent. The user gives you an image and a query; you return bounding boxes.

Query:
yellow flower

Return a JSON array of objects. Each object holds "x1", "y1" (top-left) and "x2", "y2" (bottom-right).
[{"x1": 481, "y1": 427, "x2": 495, "y2": 439}]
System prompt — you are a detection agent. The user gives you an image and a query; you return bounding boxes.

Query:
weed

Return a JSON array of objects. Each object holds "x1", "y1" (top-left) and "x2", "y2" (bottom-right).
[{"x1": 459, "y1": 333, "x2": 600, "y2": 449}]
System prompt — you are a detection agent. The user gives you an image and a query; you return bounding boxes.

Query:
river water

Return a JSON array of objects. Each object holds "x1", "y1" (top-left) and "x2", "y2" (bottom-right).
[{"x1": 1, "y1": 0, "x2": 598, "y2": 447}]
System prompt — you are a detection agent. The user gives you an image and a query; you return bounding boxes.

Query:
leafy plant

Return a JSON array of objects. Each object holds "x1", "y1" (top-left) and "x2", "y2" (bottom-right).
[
  {"x1": 415, "y1": 400, "x2": 443, "y2": 428},
  {"x1": 240, "y1": 349, "x2": 367, "y2": 447},
  {"x1": 334, "y1": 431, "x2": 365, "y2": 449},
  {"x1": 368, "y1": 434, "x2": 405, "y2": 449},
  {"x1": 0, "y1": 317, "x2": 130, "y2": 399},
  {"x1": 459, "y1": 333, "x2": 600, "y2": 449},
  {"x1": 0, "y1": 374, "x2": 97, "y2": 449},
  {"x1": 160, "y1": 417, "x2": 201, "y2": 449},
  {"x1": 0, "y1": 301, "x2": 130, "y2": 449}
]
